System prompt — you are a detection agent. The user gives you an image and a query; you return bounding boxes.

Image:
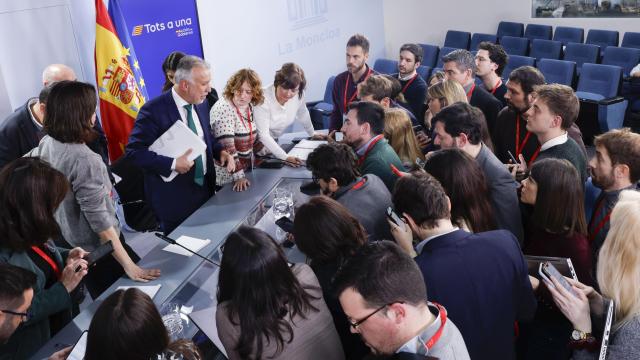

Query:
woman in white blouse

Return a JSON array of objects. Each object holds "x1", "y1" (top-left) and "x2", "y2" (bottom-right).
[{"x1": 254, "y1": 63, "x2": 317, "y2": 166}]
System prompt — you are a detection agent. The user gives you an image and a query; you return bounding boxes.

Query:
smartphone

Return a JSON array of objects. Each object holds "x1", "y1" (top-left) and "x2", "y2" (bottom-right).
[
  {"x1": 86, "y1": 240, "x2": 114, "y2": 267},
  {"x1": 386, "y1": 207, "x2": 406, "y2": 231},
  {"x1": 539, "y1": 261, "x2": 577, "y2": 296},
  {"x1": 67, "y1": 330, "x2": 88, "y2": 360},
  {"x1": 507, "y1": 150, "x2": 519, "y2": 164},
  {"x1": 275, "y1": 216, "x2": 295, "y2": 234},
  {"x1": 412, "y1": 125, "x2": 425, "y2": 134},
  {"x1": 335, "y1": 131, "x2": 344, "y2": 142}
]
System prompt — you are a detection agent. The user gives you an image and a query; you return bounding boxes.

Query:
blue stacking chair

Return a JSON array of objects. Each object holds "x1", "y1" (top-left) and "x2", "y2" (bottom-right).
[
  {"x1": 308, "y1": 76, "x2": 335, "y2": 129},
  {"x1": 373, "y1": 59, "x2": 398, "y2": 75},
  {"x1": 576, "y1": 63, "x2": 627, "y2": 142},
  {"x1": 563, "y1": 43, "x2": 599, "y2": 75},
  {"x1": 497, "y1": 21, "x2": 524, "y2": 41},
  {"x1": 584, "y1": 177, "x2": 603, "y2": 224},
  {"x1": 435, "y1": 47, "x2": 459, "y2": 68},
  {"x1": 621, "y1": 32, "x2": 640, "y2": 50},
  {"x1": 536, "y1": 59, "x2": 576, "y2": 86},
  {"x1": 417, "y1": 65, "x2": 432, "y2": 81},
  {"x1": 419, "y1": 44, "x2": 440, "y2": 68},
  {"x1": 553, "y1": 26, "x2": 584, "y2": 46},
  {"x1": 586, "y1": 29, "x2": 619, "y2": 58},
  {"x1": 501, "y1": 36, "x2": 530, "y2": 56},
  {"x1": 525, "y1": 24, "x2": 553, "y2": 41},
  {"x1": 602, "y1": 46, "x2": 640, "y2": 77},
  {"x1": 529, "y1": 39, "x2": 563, "y2": 61},
  {"x1": 502, "y1": 55, "x2": 535, "y2": 80},
  {"x1": 470, "y1": 33, "x2": 498, "y2": 51},
  {"x1": 444, "y1": 30, "x2": 471, "y2": 50}
]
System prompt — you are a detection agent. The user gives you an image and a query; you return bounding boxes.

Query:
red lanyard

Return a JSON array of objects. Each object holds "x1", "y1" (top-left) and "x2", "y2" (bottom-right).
[
  {"x1": 343, "y1": 68, "x2": 373, "y2": 113},
  {"x1": 515, "y1": 114, "x2": 540, "y2": 166},
  {"x1": 400, "y1": 73, "x2": 418, "y2": 94},
  {"x1": 30, "y1": 245, "x2": 61, "y2": 279},
  {"x1": 588, "y1": 197, "x2": 612, "y2": 244},
  {"x1": 423, "y1": 303, "x2": 448, "y2": 352},
  {"x1": 490, "y1": 78, "x2": 502, "y2": 95},
  {"x1": 357, "y1": 135, "x2": 384, "y2": 166},
  {"x1": 233, "y1": 104, "x2": 253, "y2": 145},
  {"x1": 466, "y1": 83, "x2": 476, "y2": 100}
]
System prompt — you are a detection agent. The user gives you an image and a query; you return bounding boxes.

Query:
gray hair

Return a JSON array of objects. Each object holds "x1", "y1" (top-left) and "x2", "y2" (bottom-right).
[
  {"x1": 173, "y1": 56, "x2": 210, "y2": 84},
  {"x1": 442, "y1": 49, "x2": 476, "y2": 76}
]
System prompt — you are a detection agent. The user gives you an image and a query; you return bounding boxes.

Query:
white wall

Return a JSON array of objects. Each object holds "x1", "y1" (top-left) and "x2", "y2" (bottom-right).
[{"x1": 382, "y1": 0, "x2": 640, "y2": 58}]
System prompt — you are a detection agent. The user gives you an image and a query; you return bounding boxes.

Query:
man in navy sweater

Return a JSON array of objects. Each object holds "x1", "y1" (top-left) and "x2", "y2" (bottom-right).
[
  {"x1": 389, "y1": 171, "x2": 537, "y2": 360},
  {"x1": 393, "y1": 43, "x2": 427, "y2": 119}
]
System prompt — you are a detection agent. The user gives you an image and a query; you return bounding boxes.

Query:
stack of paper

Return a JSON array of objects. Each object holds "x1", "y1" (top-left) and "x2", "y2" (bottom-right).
[
  {"x1": 149, "y1": 120, "x2": 207, "y2": 182},
  {"x1": 162, "y1": 235, "x2": 211, "y2": 257}
]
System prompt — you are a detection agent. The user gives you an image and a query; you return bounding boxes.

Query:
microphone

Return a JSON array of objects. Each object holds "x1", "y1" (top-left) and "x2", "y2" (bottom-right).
[
  {"x1": 256, "y1": 155, "x2": 306, "y2": 167},
  {"x1": 154, "y1": 233, "x2": 220, "y2": 267}
]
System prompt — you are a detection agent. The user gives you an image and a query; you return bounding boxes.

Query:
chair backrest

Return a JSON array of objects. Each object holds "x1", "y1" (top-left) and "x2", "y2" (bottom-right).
[
  {"x1": 373, "y1": 58, "x2": 398, "y2": 75},
  {"x1": 536, "y1": 58, "x2": 576, "y2": 86},
  {"x1": 586, "y1": 29, "x2": 619, "y2": 50},
  {"x1": 500, "y1": 36, "x2": 530, "y2": 56},
  {"x1": 444, "y1": 30, "x2": 471, "y2": 50},
  {"x1": 577, "y1": 63, "x2": 622, "y2": 99},
  {"x1": 501, "y1": 55, "x2": 536, "y2": 80},
  {"x1": 323, "y1": 76, "x2": 335, "y2": 103},
  {"x1": 529, "y1": 39, "x2": 563, "y2": 61},
  {"x1": 563, "y1": 43, "x2": 599, "y2": 73},
  {"x1": 417, "y1": 65, "x2": 432, "y2": 81},
  {"x1": 621, "y1": 32, "x2": 640, "y2": 50},
  {"x1": 436, "y1": 47, "x2": 459, "y2": 68},
  {"x1": 525, "y1": 24, "x2": 553, "y2": 41},
  {"x1": 553, "y1": 26, "x2": 584, "y2": 46},
  {"x1": 419, "y1": 44, "x2": 440, "y2": 68},
  {"x1": 470, "y1": 33, "x2": 498, "y2": 51},
  {"x1": 602, "y1": 46, "x2": 640, "y2": 77},
  {"x1": 497, "y1": 21, "x2": 524, "y2": 40}
]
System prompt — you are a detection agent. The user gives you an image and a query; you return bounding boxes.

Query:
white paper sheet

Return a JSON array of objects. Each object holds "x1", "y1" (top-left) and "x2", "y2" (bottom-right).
[
  {"x1": 162, "y1": 235, "x2": 211, "y2": 257},
  {"x1": 286, "y1": 139, "x2": 327, "y2": 161},
  {"x1": 116, "y1": 284, "x2": 162, "y2": 299},
  {"x1": 149, "y1": 120, "x2": 207, "y2": 182}
]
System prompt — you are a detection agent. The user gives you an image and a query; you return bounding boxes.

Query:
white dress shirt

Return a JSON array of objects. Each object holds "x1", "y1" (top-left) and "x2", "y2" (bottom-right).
[
  {"x1": 170, "y1": 88, "x2": 207, "y2": 174},
  {"x1": 253, "y1": 84, "x2": 315, "y2": 159},
  {"x1": 539, "y1": 131, "x2": 568, "y2": 152}
]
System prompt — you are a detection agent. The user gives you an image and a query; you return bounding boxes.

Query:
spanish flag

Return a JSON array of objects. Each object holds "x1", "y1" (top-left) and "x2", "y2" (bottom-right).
[{"x1": 95, "y1": 0, "x2": 148, "y2": 161}]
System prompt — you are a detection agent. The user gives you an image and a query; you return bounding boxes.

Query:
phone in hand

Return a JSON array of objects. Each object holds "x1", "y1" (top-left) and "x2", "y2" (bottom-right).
[
  {"x1": 275, "y1": 216, "x2": 295, "y2": 234},
  {"x1": 76, "y1": 241, "x2": 114, "y2": 272},
  {"x1": 386, "y1": 207, "x2": 406, "y2": 231},
  {"x1": 507, "y1": 150, "x2": 519, "y2": 164},
  {"x1": 412, "y1": 125, "x2": 425, "y2": 135},
  {"x1": 539, "y1": 261, "x2": 577, "y2": 296},
  {"x1": 335, "y1": 131, "x2": 344, "y2": 142}
]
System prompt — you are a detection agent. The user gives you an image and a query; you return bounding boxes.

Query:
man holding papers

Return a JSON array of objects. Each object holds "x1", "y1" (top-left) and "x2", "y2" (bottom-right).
[{"x1": 126, "y1": 56, "x2": 234, "y2": 234}]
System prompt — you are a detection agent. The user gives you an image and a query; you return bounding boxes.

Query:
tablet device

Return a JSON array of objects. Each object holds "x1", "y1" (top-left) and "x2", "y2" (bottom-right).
[
  {"x1": 525, "y1": 255, "x2": 578, "y2": 281},
  {"x1": 598, "y1": 298, "x2": 615, "y2": 360}
]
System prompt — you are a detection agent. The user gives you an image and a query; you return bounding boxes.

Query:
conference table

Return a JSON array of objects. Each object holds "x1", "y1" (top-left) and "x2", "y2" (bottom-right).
[{"x1": 32, "y1": 136, "x2": 316, "y2": 359}]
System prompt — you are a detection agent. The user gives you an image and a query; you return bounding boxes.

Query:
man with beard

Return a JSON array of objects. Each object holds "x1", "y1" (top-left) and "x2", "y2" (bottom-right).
[
  {"x1": 306, "y1": 142, "x2": 393, "y2": 242},
  {"x1": 329, "y1": 34, "x2": 377, "y2": 131},
  {"x1": 588, "y1": 128, "x2": 640, "y2": 271},
  {"x1": 493, "y1": 66, "x2": 586, "y2": 165},
  {"x1": 0, "y1": 264, "x2": 35, "y2": 345},
  {"x1": 393, "y1": 43, "x2": 427, "y2": 119}
]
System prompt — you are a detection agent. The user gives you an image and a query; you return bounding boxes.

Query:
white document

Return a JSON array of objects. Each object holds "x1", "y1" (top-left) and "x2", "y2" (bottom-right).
[
  {"x1": 149, "y1": 120, "x2": 207, "y2": 182},
  {"x1": 190, "y1": 306, "x2": 227, "y2": 357},
  {"x1": 116, "y1": 284, "x2": 162, "y2": 299},
  {"x1": 162, "y1": 235, "x2": 211, "y2": 257},
  {"x1": 287, "y1": 139, "x2": 327, "y2": 161}
]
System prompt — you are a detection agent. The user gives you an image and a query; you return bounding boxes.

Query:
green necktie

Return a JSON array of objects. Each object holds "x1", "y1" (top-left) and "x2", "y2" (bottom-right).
[{"x1": 183, "y1": 104, "x2": 204, "y2": 186}]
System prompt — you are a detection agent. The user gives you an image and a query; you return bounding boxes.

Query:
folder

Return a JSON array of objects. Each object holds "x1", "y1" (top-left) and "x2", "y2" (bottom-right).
[{"x1": 149, "y1": 120, "x2": 207, "y2": 182}]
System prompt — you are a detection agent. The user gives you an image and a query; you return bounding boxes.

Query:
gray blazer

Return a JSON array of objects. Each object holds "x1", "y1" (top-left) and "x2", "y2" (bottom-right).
[
  {"x1": 573, "y1": 315, "x2": 640, "y2": 360},
  {"x1": 475, "y1": 144, "x2": 524, "y2": 244}
]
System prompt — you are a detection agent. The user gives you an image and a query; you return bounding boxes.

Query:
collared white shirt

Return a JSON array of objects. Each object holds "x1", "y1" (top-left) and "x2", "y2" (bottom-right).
[
  {"x1": 26, "y1": 98, "x2": 43, "y2": 131},
  {"x1": 253, "y1": 84, "x2": 315, "y2": 160},
  {"x1": 355, "y1": 135, "x2": 380, "y2": 157},
  {"x1": 171, "y1": 88, "x2": 207, "y2": 173},
  {"x1": 399, "y1": 72, "x2": 417, "y2": 81},
  {"x1": 396, "y1": 302, "x2": 445, "y2": 355},
  {"x1": 540, "y1": 131, "x2": 568, "y2": 152},
  {"x1": 415, "y1": 227, "x2": 459, "y2": 255}
]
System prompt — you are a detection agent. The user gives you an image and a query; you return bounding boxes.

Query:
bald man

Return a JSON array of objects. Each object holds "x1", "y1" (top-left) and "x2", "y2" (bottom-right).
[{"x1": 0, "y1": 64, "x2": 109, "y2": 170}]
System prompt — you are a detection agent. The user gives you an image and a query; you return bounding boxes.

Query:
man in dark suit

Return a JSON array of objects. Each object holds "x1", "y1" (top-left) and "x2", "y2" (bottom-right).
[
  {"x1": 125, "y1": 56, "x2": 234, "y2": 234},
  {"x1": 432, "y1": 102, "x2": 524, "y2": 243},
  {"x1": 442, "y1": 49, "x2": 503, "y2": 136},
  {"x1": 389, "y1": 171, "x2": 537, "y2": 360},
  {"x1": 0, "y1": 64, "x2": 109, "y2": 170}
]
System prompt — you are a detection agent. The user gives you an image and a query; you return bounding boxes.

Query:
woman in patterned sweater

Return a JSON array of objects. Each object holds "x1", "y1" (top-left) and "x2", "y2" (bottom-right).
[{"x1": 210, "y1": 69, "x2": 264, "y2": 191}]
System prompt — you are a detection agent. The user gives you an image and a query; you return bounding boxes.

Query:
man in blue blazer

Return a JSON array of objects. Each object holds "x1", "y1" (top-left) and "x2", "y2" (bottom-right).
[
  {"x1": 389, "y1": 171, "x2": 536, "y2": 360},
  {"x1": 126, "y1": 56, "x2": 234, "y2": 234}
]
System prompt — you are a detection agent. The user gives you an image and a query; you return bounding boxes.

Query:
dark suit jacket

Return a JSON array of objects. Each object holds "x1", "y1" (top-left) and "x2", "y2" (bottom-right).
[
  {"x1": 415, "y1": 229, "x2": 536, "y2": 360},
  {"x1": 125, "y1": 91, "x2": 223, "y2": 233},
  {"x1": 470, "y1": 85, "x2": 503, "y2": 137},
  {"x1": 0, "y1": 99, "x2": 110, "y2": 170}
]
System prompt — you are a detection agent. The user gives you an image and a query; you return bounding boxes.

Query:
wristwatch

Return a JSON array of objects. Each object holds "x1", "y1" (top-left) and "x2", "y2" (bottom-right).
[
  {"x1": 569, "y1": 330, "x2": 599, "y2": 352},
  {"x1": 571, "y1": 329, "x2": 591, "y2": 341}
]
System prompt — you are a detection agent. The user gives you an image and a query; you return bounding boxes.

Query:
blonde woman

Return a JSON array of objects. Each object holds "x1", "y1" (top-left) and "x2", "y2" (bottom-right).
[
  {"x1": 425, "y1": 79, "x2": 467, "y2": 129},
  {"x1": 383, "y1": 108, "x2": 424, "y2": 170},
  {"x1": 545, "y1": 190, "x2": 640, "y2": 359}
]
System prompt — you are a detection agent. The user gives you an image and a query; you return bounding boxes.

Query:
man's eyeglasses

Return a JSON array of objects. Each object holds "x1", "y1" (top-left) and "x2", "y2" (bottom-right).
[
  {"x1": 1, "y1": 309, "x2": 32, "y2": 323},
  {"x1": 348, "y1": 302, "x2": 402, "y2": 330}
]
